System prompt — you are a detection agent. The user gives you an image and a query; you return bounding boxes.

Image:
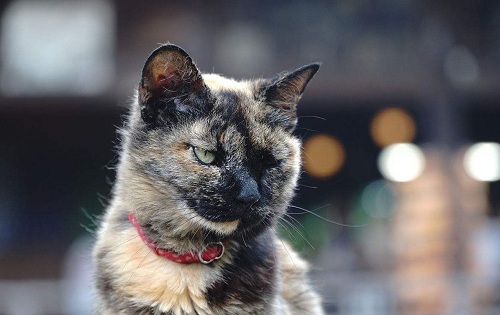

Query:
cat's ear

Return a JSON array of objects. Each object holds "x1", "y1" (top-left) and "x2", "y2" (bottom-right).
[
  {"x1": 138, "y1": 44, "x2": 206, "y2": 125},
  {"x1": 261, "y1": 63, "x2": 320, "y2": 131}
]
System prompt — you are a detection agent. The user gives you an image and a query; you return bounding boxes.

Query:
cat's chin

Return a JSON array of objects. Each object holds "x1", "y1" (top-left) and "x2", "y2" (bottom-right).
[{"x1": 195, "y1": 216, "x2": 239, "y2": 235}]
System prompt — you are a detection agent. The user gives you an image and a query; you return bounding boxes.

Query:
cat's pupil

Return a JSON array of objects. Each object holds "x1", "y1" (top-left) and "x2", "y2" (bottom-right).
[{"x1": 259, "y1": 152, "x2": 279, "y2": 168}]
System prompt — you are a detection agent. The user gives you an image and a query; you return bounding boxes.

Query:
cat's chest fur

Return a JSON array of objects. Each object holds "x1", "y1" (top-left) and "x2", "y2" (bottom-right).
[
  {"x1": 100, "y1": 224, "x2": 221, "y2": 314},
  {"x1": 96, "y1": 213, "x2": 281, "y2": 315}
]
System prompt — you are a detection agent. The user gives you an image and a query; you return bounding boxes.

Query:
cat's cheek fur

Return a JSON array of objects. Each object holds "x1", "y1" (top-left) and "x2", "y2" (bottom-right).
[
  {"x1": 283, "y1": 137, "x2": 302, "y2": 186},
  {"x1": 270, "y1": 137, "x2": 302, "y2": 209}
]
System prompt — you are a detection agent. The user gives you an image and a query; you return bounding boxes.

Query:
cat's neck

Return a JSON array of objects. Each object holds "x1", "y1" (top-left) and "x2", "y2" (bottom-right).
[{"x1": 128, "y1": 211, "x2": 230, "y2": 264}]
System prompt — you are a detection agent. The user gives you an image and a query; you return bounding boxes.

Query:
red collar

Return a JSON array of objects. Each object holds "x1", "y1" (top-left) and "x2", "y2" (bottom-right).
[{"x1": 128, "y1": 212, "x2": 226, "y2": 264}]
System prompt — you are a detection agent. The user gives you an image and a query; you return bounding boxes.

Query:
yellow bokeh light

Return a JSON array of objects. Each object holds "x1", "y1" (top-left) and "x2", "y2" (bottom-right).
[
  {"x1": 303, "y1": 134, "x2": 345, "y2": 179},
  {"x1": 370, "y1": 107, "x2": 416, "y2": 148}
]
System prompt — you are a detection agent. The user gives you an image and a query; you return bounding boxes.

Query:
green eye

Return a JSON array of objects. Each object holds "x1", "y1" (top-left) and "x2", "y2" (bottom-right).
[{"x1": 193, "y1": 147, "x2": 216, "y2": 164}]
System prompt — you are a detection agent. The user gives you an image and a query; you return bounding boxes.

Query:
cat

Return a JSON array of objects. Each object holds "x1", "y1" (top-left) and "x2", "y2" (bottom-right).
[{"x1": 93, "y1": 44, "x2": 324, "y2": 315}]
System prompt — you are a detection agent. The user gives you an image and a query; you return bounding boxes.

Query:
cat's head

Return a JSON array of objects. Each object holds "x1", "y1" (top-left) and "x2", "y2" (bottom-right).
[{"x1": 122, "y1": 44, "x2": 319, "y2": 242}]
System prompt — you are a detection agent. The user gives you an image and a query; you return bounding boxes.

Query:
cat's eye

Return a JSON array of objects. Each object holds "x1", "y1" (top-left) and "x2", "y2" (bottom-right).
[
  {"x1": 263, "y1": 158, "x2": 279, "y2": 168},
  {"x1": 193, "y1": 147, "x2": 216, "y2": 165},
  {"x1": 261, "y1": 153, "x2": 280, "y2": 168}
]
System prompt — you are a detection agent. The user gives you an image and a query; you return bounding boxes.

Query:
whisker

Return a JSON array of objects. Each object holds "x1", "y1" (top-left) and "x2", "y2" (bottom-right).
[
  {"x1": 126, "y1": 249, "x2": 152, "y2": 285},
  {"x1": 297, "y1": 184, "x2": 318, "y2": 189},
  {"x1": 289, "y1": 204, "x2": 366, "y2": 228},
  {"x1": 271, "y1": 226, "x2": 298, "y2": 269},
  {"x1": 79, "y1": 209, "x2": 103, "y2": 235},
  {"x1": 276, "y1": 220, "x2": 298, "y2": 245},
  {"x1": 283, "y1": 213, "x2": 308, "y2": 234},
  {"x1": 122, "y1": 242, "x2": 147, "y2": 273},
  {"x1": 97, "y1": 192, "x2": 111, "y2": 207},
  {"x1": 190, "y1": 221, "x2": 204, "y2": 241},
  {"x1": 294, "y1": 127, "x2": 319, "y2": 133},
  {"x1": 241, "y1": 229, "x2": 249, "y2": 248},
  {"x1": 280, "y1": 216, "x2": 315, "y2": 250},
  {"x1": 80, "y1": 223, "x2": 98, "y2": 235},
  {"x1": 115, "y1": 235, "x2": 140, "y2": 249},
  {"x1": 297, "y1": 115, "x2": 326, "y2": 121},
  {"x1": 81, "y1": 208, "x2": 100, "y2": 226},
  {"x1": 105, "y1": 221, "x2": 136, "y2": 231}
]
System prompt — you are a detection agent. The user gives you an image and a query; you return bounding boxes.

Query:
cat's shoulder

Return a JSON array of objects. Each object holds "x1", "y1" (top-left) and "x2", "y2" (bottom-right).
[{"x1": 277, "y1": 239, "x2": 325, "y2": 315}]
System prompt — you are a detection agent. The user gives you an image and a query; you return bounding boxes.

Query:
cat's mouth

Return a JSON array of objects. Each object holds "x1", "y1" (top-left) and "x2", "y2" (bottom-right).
[
  {"x1": 193, "y1": 199, "x2": 261, "y2": 224},
  {"x1": 198, "y1": 212, "x2": 244, "y2": 223}
]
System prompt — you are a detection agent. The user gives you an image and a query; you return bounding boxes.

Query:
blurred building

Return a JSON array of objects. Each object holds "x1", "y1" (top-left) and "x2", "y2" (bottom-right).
[{"x1": 0, "y1": 0, "x2": 499, "y2": 314}]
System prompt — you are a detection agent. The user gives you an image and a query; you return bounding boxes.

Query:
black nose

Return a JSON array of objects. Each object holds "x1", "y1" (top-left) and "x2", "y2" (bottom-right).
[{"x1": 234, "y1": 170, "x2": 261, "y2": 207}]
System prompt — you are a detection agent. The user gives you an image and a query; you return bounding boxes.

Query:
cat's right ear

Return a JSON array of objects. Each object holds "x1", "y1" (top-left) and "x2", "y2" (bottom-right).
[
  {"x1": 260, "y1": 63, "x2": 320, "y2": 132},
  {"x1": 138, "y1": 45, "x2": 206, "y2": 126}
]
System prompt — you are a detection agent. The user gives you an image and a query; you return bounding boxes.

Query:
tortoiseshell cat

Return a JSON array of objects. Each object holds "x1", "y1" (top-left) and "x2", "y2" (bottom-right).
[{"x1": 93, "y1": 44, "x2": 324, "y2": 314}]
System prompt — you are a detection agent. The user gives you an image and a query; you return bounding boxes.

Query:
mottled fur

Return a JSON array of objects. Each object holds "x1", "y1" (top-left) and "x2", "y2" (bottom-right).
[{"x1": 93, "y1": 44, "x2": 323, "y2": 314}]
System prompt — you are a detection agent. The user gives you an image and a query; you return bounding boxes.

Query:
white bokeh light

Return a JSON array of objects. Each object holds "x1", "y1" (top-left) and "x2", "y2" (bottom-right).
[
  {"x1": 377, "y1": 143, "x2": 426, "y2": 182},
  {"x1": 463, "y1": 142, "x2": 500, "y2": 182},
  {"x1": 1, "y1": 0, "x2": 115, "y2": 96}
]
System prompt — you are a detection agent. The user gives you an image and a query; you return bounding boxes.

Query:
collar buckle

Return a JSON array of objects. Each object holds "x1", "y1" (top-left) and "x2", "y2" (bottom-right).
[{"x1": 198, "y1": 241, "x2": 225, "y2": 264}]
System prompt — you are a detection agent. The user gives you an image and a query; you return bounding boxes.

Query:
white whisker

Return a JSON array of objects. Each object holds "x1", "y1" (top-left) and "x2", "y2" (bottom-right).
[
  {"x1": 289, "y1": 204, "x2": 366, "y2": 228},
  {"x1": 280, "y1": 216, "x2": 315, "y2": 250}
]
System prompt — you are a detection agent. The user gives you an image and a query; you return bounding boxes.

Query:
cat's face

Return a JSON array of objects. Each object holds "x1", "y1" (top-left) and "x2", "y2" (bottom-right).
[{"x1": 124, "y1": 45, "x2": 318, "y2": 241}]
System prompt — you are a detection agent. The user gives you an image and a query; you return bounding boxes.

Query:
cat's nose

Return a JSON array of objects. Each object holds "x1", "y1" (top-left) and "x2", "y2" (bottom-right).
[
  {"x1": 237, "y1": 181, "x2": 260, "y2": 207},
  {"x1": 234, "y1": 171, "x2": 261, "y2": 207}
]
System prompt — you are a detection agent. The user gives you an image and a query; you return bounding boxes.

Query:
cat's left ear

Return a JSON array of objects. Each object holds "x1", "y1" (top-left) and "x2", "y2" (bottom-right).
[
  {"x1": 261, "y1": 63, "x2": 320, "y2": 131},
  {"x1": 138, "y1": 44, "x2": 206, "y2": 125}
]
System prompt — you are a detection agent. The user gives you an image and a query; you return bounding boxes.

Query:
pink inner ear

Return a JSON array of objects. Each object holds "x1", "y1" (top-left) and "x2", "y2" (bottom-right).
[{"x1": 155, "y1": 72, "x2": 180, "y2": 90}]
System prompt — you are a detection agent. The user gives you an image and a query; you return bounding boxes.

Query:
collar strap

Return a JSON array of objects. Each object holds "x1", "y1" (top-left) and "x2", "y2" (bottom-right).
[{"x1": 128, "y1": 212, "x2": 225, "y2": 264}]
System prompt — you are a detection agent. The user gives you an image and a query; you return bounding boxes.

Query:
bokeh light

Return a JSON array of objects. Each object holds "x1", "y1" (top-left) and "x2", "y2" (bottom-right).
[
  {"x1": 463, "y1": 142, "x2": 500, "y2": 182},
  {"x1": 444, "y1": 46, "x2": 479, "y2": 87},
  {"x1": 303, "y1": 134, "x2": 345, "y2": 179},
  {"x1": 377, "y1": 143, "x2": 426, "y2": 182},
  {"x1": 361, "y1": 180, "x2": 395, "y2": 219},
  {"x1": 370, "y1": 107, "x2": 416, "y2": 148},
  {"x1": 1, "y1": 0, "x2": 115, "y2": 96}
]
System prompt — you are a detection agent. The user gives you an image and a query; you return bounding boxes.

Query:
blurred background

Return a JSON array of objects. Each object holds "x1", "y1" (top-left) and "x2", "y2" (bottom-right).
[{"x1": 0, "y1": 0, "x2": 499, "y2": 314}]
